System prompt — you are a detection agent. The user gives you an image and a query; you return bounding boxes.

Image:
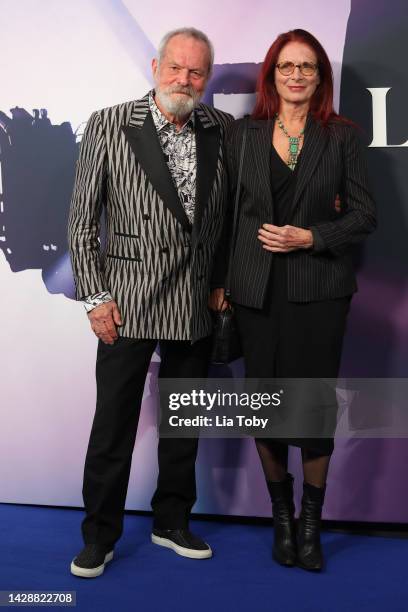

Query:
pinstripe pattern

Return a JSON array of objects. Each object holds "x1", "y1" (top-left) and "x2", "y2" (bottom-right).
[
  {"x1": 216, "y1": 115, "x2": 376, "y2": 307},
  {"x1": 68, "y1": 93, "x2": 233, "y2": 341}
]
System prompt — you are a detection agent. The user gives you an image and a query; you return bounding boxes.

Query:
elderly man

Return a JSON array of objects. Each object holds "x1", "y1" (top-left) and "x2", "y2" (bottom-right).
[{"x1": 68, "y1": 27, "x2": 232, "y2": 577}]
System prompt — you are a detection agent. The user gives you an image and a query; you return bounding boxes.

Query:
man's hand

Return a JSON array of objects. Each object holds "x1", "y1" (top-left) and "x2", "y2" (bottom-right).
[
  {"x1": 209, "y1": 288, "x2": 229, "y2": 311},
  {"x1": 88, "y1": 300, "x2": 123, "y2": 345},
  {"x1": 258, "y1": 224, "x2": 313, "y2": 252}
]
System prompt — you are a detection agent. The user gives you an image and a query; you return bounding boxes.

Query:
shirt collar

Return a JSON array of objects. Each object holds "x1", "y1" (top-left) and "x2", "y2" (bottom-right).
[{"x1": 148, "y1": 90, "x2": 195, "y2": 133}]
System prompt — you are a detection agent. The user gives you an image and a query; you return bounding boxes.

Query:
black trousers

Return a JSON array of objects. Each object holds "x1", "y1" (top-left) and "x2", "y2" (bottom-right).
[{"x1": 81, "y1": 335, "x2": 212, "y2": 549}]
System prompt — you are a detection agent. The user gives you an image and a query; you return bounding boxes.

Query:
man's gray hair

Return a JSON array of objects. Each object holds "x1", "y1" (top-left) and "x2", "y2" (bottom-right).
[{"x1": 157, "y1": 27, "x2": 214, "y2": 75}]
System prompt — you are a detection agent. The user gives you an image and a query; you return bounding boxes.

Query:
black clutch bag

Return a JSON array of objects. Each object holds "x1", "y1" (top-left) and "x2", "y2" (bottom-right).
[
  {"x1": 211, "y1": 118, "x2": 248, "y2": 365},
  {"x1": 211, "y1": 305, "x2": 242, "y2": 365}
]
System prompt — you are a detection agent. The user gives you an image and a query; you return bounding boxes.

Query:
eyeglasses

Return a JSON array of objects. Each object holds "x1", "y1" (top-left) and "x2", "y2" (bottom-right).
[{"x1": 276, "y1": 61, "x2": 318, "y2": 76}]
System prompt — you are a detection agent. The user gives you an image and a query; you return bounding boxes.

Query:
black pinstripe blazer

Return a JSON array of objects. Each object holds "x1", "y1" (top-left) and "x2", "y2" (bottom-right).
[
  {"x1": 212, "y1": 114, "x2": 376, "y2": 307},
  {"x1": 68, "y1": 93, "x2": 233, "y2": 341}
]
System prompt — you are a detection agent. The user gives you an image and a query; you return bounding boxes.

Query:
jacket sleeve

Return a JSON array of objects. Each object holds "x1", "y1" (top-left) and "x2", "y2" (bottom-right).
[
  {"x1": 210, "y1": 122, "x2": 237, "y2": 290},
  {"x1": 68, "y1": 111, "x2": 108, "y2": 300},
  {"x1": 309, "y1": 126, "x2": 377, "y2": 256}
]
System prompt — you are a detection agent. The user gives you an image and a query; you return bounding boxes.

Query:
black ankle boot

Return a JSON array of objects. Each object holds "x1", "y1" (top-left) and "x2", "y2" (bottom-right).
[
  {"x1": 267, "y1": 473, "x2": 297, "y2": 566},
  {"x1": 297, "y1": 481, "x2": 326, "y2": 571}
]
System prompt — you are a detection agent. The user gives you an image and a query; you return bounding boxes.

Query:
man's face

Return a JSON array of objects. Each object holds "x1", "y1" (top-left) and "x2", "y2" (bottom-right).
[{"x1": 152, "y1": 34, "x2": 210, "y2": 119}]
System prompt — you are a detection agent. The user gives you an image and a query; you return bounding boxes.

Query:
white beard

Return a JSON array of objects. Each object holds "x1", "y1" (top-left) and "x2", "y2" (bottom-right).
[{"x1": 155, "y1": 84, "x2": 201, "y2": 119}]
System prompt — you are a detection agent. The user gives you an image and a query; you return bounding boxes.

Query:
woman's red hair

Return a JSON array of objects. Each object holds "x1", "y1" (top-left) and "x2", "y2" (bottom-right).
[{"x1": 252, "y1": 29, "x2": 342, "y2": 124}]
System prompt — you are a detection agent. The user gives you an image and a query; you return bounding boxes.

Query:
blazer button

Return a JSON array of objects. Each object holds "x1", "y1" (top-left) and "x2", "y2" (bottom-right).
[
  {"x1": 198, "y1": 274, "x2": 204, "y2": 281},
  {"x1": 160, "y1": 246, "x2": 169, "y2": 254},
  {"x1": 143, "y1": 214, "x2": 150, "y2": 220}
]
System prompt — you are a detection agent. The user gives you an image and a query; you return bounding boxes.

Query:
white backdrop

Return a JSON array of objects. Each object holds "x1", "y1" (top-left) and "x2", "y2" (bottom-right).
[{"x1": 0, "y1": 0, "x2": 352, "y2": 515}]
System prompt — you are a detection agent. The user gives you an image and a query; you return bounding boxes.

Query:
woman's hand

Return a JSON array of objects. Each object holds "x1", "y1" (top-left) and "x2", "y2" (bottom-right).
[
  {"x1": 209, "y1": 288, "x2": 229, "y2": 311},
  {"x1": 258, "y1": 224, "x2": 314, "y2": 252}
]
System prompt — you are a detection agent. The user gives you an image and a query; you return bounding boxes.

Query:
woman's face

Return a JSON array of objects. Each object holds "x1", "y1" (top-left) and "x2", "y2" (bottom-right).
[{"x1": 274, "y1": 41, "x2": 320, "y2": 108}]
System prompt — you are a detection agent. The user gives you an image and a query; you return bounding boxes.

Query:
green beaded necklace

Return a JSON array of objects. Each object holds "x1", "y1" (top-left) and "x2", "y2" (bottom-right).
[{"x1": 275, "y1": 113, "x2": 305, "y2": 170}]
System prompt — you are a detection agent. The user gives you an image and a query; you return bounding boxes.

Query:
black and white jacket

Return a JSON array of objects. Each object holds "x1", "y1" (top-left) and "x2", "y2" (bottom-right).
[{"x1": 68, "y1": 93, "x2": 233, "y2": 341}]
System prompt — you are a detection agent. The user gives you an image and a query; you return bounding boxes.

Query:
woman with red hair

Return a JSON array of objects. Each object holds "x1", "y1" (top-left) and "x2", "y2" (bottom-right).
[{"x1": 211, "y1": 29, "x2": 376, "y2": 570}]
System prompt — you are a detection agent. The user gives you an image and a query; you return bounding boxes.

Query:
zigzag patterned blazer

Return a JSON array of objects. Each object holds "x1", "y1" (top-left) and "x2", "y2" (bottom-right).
[
  {"x1": 68, "y1": 93, "x2": 233, "y2": 341},
  {"x1": 212, "y1": 115, "x2": 377, "y2": 307}
]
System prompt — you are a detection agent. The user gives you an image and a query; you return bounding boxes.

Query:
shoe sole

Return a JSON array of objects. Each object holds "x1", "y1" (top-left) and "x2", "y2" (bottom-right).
[
  {"x1": 296, "y1": 560, "x2": 322, "y2": 572},
  {"x1": 70, "y1": 551, "x2": 114, "y2": 578},
  {"x1": 151, "y1": 534, "x2": 212, "y2": 559},
  {"x1": 273, "y1": 552, "x2": 295, "y2": 567}
]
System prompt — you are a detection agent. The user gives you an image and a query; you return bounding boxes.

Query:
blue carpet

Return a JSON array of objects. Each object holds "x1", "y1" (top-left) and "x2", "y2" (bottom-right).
[{"x1": 0, "y1": 504, "x2": 407, "y2": 612}]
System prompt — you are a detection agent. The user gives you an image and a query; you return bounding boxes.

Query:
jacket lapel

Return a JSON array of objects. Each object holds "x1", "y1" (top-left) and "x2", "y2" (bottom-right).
[
  {"x1": 286, "y1": 114, "x2": 329, "y2": 223},
  {"x1": 121, "y1": 96, "x2": 192, "y2": 233},
  {"x1": 192, "y1": 106, "x2": 221, "y2": 244},
  {"x1": 249, "y1": 119, "x2": 274, "y2": 216}
]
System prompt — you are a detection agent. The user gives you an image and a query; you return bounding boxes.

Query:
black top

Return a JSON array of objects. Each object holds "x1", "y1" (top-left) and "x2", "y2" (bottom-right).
[{"x1": 270, "y1": 145, "x2": 300, "y2": 226}]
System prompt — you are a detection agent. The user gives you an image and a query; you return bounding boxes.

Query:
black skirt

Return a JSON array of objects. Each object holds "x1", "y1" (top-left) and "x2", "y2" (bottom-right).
[{"x1": 234, "y1": 254, "x2": 351, "y2": 455}]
